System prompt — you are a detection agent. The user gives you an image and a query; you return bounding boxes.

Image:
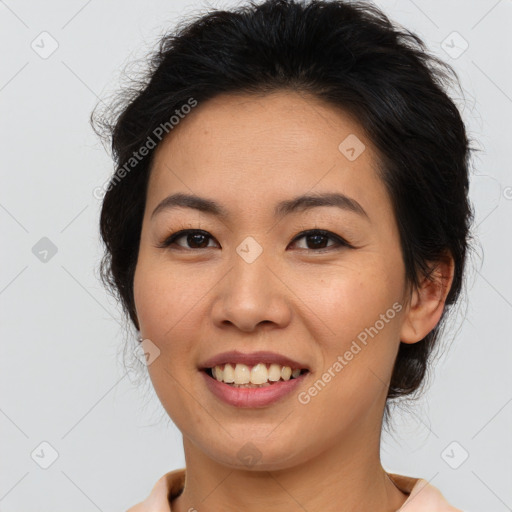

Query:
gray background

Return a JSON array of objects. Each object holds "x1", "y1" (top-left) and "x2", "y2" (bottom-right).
[{"x1": 1, "y1": 0, "x2": 511, "y2": 510}]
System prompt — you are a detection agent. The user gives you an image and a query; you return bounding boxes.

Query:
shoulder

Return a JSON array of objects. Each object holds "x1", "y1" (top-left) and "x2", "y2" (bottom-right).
[
  {"x1": 126, "y1": 468, "x2": 185, "y2": 512},
  {"x1": 388, "y1": 473, "x2": 464, "y2": 511}
]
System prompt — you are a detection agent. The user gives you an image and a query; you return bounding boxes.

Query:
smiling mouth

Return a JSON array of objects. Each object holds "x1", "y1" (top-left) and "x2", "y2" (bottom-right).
[{"x1": 204, "y1": 363, "x2": 309, "y2": 388}]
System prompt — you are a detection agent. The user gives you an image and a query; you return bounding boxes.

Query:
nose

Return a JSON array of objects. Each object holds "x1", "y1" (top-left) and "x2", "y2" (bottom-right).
[{"x1": 210, "y1": 249, "x2": 292, "y2": 333}]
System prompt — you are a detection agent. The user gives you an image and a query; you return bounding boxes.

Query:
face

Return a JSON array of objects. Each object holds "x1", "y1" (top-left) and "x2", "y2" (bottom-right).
[{"x1": 133, "y1": 91, "x2": 410, "y2": 470}]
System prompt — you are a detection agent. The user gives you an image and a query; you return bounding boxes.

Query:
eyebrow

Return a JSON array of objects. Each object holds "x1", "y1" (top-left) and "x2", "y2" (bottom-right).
[{"x1": 151, "y1": 192, "x2": 369, "y2": 221}]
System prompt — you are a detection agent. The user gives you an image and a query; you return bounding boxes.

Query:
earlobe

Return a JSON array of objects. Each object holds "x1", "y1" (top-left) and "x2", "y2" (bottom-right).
[{"x1": 399, "y1": 253, "x2": 455, "y2": 344}]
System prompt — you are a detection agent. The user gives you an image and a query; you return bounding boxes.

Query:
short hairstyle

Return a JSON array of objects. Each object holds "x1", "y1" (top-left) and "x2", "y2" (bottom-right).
[{"x1": 92, "y1": 0, "x2": 476, "y2": 413}]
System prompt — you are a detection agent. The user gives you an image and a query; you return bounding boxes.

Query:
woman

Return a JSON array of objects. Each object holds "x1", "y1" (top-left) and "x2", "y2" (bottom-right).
[{"x1": 92, "y1": 0, "x2": 474, "y2": 510}]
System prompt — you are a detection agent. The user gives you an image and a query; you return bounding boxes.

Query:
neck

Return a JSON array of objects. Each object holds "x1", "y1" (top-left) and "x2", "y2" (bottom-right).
[{"x1": 171, "y1": 417, "x2": 408, "y2": 512}]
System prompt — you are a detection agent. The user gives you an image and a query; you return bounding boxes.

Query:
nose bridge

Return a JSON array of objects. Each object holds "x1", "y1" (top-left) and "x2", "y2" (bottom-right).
[
  {"x1": 232, "y1": 235, "x2": 272, "y2": 296},
  {"x1": 211, "y1": 235, "x2": 291, "y2": 331},
  {"x1": 231, "y1": 234, "x2": 275, "y2": 307}
]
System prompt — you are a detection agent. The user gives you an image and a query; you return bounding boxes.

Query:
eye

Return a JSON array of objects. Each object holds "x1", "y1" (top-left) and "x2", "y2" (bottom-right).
[
  {"x1": 289, "y1": 229, "x2": 351, "y2": 251},
  {"x1": 158, "y1": 229, "x2": 218, "y2": 250},
  {"x1": 158, "y1": 228, "x2": 351, "y2": 252}
]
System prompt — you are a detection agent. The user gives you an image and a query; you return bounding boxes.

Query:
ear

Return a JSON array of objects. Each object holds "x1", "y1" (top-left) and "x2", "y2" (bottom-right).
[{"x1": 399, "y1": 251, "x2": 455, "y2": 344}]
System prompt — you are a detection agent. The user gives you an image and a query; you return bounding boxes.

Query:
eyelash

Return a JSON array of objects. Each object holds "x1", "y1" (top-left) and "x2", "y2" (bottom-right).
[{"x1": 156, "y1": 228, "x2": 353, "y2": 252}]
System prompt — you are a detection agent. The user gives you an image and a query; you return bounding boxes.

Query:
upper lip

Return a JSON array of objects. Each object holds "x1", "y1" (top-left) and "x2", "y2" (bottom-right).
[{"x1": 199, "y1": 350, "x2": 310, "y2": 371}]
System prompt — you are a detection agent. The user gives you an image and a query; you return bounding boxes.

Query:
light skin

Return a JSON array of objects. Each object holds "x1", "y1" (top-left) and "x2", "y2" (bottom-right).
[{"x1": 132, "y1": 90, "x2": 454, "y2": 511}]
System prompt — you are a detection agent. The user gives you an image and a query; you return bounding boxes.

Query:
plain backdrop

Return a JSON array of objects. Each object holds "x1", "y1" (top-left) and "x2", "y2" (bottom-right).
[{"x1": 1, "y1": 0, "x2": 511, "y2": 510}]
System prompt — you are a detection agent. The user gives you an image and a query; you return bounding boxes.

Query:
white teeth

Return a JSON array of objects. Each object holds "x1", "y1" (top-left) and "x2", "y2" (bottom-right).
[
  {"x1": 210, "y1": 363, "x2": 304, "y2": 385},
  {"x1": 268, "y1": 363, "x2": 282, "y2": 381},
  {"x1": 223, "y1": 363, "x2": 235, "y2": 383},
  {"x1": 234, "y1": 363, "x2": 251, "y2": 384},
  {"x1": 281, "y1": 366, "x2": 292, "y2": 381},
  {"x1": 213, "y1": 366, "x2": 223, "y2": 381},
  {"x1": 250, "y1": 363, "x2": 268, "y2": 384}
]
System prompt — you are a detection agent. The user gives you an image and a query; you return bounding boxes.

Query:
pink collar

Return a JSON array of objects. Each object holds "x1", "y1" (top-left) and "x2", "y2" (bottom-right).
[{"x1": 127, "y1": 468, "x2": 462, "y2": 511}]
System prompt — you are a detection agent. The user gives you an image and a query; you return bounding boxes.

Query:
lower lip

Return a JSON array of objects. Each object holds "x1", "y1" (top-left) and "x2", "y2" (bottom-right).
[{"x1": 201, "y1": 370, "x2": 307, "y2": 408}]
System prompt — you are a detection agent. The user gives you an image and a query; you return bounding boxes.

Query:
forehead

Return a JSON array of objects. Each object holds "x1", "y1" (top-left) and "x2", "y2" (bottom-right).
[{"x1": 147, "y1": 91, "x2": 391, "y2": 222}]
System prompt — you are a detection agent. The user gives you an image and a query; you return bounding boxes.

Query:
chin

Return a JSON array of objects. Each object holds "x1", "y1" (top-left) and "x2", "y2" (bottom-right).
[{"x1": 197, "y1": 434, "x2": 309, "y2": 471}]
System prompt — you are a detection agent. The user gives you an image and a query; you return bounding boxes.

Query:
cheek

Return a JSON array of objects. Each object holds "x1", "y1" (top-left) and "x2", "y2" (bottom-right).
[
  {"x1": 294, "y1": 260, "x2": 402, "y2": 340},
  {"x1": 297, "y1": 273, "x2": 402, "y2": 432},
  {"x1": 133, "y1": 253, "x2": 216, "y2": 388},
  {"x1": 293, "y1": 259, "x2": 403, "y2": 394},
  {"x1": 133, "y1": 253, "x2": 202, "y2": 340},
  {"x1": 133, "y1": 259, "x2": 207, "y2": 426},
  {"x1": 133, "y1": 255, "x2": 163, "y2": 333}
]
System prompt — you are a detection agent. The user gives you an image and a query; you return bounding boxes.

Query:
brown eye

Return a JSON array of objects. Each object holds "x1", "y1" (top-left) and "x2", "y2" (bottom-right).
[
  {"x1": 158, "y1": 230, "x2": 217, "y2": 250},
  {"x1": 289, "y1": 229, "x2": 351, "y2": 251},
  {"x1": 157, "y1": 228, "x2": 352, "y2": 252}
]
